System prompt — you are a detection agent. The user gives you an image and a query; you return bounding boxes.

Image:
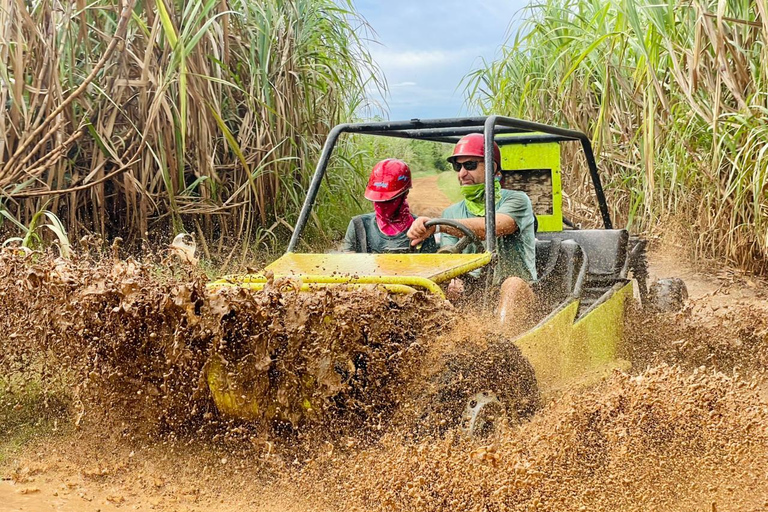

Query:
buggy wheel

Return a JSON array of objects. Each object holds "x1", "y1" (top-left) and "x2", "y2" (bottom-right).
[
  {"x1": 461, "y1": 390, "x2": 508, "y2": 438},
  {"x1": 417, "y1": 337, "x2": 541, "y2": 438},
  {"x1": 649, "y1": 277, "x2": 688, "y2": 312}
]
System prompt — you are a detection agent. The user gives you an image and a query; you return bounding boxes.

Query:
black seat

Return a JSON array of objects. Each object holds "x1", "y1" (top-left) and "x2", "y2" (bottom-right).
[
  {"x1": 537, "y1": 229, "x2": 629, "y2": 277},
  {"x1": 534, "y1": 238, "x2": 560, "y2": 279},
  {"x1": 533, "y1": 239, "x2": 587, "y2": 311},
  {"x1": 536, "y1": 229, "x2": 629, "y2": 315}
]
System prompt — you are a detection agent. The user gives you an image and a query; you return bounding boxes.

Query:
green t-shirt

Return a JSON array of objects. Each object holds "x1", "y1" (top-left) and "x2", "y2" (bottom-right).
[
  {"x1": 341, "y1": 213, "x2": 437, "y2": 254},
  {"x1": 440, "y1": 189, "x2": 537, "y2": 284}
]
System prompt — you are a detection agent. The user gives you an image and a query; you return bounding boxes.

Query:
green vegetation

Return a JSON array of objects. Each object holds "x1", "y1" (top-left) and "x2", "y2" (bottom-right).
[
  {"x1": 465, "y1": 0, "x2": 768, "y2": 273},
  {"x1": 0, "y1": 0, "x2": 380, "y2": 258},
  {"x1": 1, "y1": 205, "x2": 70, "y2": 257},
  {"x1": 362, "y1": 137, "x2": 452, "y2": 178},
  {"x1": 438, "y1": 170, "x2": 462, "y2": 203},
  {"x1": 0, "y1": 383, "x2": 69, "y2": 464},
  {"x1": 3, "y1": 0, "x2": 766, "y2": 275},
  {"x1": 309, "y1": 136, "x2": 454, "y2": 233}
]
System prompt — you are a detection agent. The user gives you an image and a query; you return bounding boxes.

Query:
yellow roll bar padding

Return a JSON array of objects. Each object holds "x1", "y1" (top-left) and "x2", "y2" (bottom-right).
[
  {"x1": 213, "y1": 274, "x2": 443, "y2": 297},
  {"x1": 208, "y1": 252, "x2": 492, "y2": 298},
  {"x1": 211, "y1": 280, "x2": 423, "y2": 296}
]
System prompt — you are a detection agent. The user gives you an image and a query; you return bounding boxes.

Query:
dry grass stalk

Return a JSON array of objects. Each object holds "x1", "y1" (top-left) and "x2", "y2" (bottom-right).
[
  {"x1": 465, "y1": 0, "x2": 768, "y2": 274},
  {"x1": 0, "y1": 0, "x2": 380, "y2": 257}
]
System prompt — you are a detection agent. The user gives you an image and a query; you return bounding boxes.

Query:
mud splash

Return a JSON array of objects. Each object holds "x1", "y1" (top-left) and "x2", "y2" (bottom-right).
[
  {"x1": 0, "y1": 249, "x2": 450, "y2": 438},
  {"x1": 626, "y1": 298, "x2": 768, "y2": 373},
  {"x1": 2, "y1": 249, "x2": 768, "y2": 511},
  {"x1": 290, "y1": 364, "x2": 768, "y2": 511}
]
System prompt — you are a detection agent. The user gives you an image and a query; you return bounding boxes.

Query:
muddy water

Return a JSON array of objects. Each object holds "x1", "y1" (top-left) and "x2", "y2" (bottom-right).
[
  {"x1": 294, "y1": 368, "x2": 768, "y2": 511},
  {"x1": 3, "y1": 250, "x2": 455, "y2": 421},
  {"x1": 1, "y1": 249, "x2": 768, "y2": 511}
]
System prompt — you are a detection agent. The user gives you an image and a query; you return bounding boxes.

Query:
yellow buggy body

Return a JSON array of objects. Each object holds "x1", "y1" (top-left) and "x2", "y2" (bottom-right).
[{"x1": 206, "y1": 116, "x2": 652, "y2": 430}]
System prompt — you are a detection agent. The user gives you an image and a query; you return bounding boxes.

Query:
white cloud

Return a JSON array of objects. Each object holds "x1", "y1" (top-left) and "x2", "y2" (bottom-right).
[
  {"x1": 372, "y1": 47, "x2": 487, "y2": 71},
  {"x1": 373, "y1": 49, "x2": 452, "y2": 70},
  {"x1": 353, "y1": 0, "x2": 530, "y2": 119}
]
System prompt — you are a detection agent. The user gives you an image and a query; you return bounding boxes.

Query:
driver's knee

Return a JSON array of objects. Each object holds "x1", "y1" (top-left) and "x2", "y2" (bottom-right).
[
  {"x1": 499, "y1": 277, "x2": 533, "y2": 299},
  {"x1": 498, "y1": 277, "x2": 537, "y2": 332}
]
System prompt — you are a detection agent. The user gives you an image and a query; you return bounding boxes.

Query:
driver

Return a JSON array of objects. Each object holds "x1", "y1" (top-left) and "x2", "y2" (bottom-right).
[
  {"x1": 407, "y1": 133, "x2": 537, "y2": 329},
  {"x1": 342, "y1": 158, "x2": 437, "y2": 253}
]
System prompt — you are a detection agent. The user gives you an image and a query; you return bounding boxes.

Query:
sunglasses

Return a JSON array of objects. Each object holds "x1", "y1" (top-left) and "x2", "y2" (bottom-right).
[{"x1": 451, "y1": 160, "x2": 483, "y2": 172}]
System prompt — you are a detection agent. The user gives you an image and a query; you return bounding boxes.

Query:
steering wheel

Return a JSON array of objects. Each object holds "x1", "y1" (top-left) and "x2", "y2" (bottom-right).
[{"x1": 424, "y1": 218, "x2": 482, "y2": 254}]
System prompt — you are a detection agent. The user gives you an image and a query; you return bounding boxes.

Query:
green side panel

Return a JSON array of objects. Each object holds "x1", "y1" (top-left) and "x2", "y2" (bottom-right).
[
  {"x1": 514, "y1": 300, "x2": 579, "y2": 395},
  {"x1": 571, "y1": 282, "x2": 633, "y2": 374},
  {"x1": 514, "y1": 282, "x2": 634, "y2": 396},
  {"x1": 207, "y1": 355, "x2": 262, "y2": 421},
  {"x1": 207, "y1": 354, "x2": 313, "y2": 422},
  {"x1": 499, "y1": 142, "x2": 563, "y2": 232}
]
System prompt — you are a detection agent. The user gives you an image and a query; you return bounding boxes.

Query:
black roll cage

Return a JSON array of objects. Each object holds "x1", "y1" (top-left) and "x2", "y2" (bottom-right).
[{"x1": 286, "y1": 115, "x2": 612, "y2": 253}]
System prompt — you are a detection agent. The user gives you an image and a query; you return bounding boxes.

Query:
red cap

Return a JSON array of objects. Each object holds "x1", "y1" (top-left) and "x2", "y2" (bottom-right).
[
  {"x1": 364, "y1": 159, "x2": 412, "y2": 202},
  {"x1": 447, "y1": 133, "x2": 501, "y2": 167}
]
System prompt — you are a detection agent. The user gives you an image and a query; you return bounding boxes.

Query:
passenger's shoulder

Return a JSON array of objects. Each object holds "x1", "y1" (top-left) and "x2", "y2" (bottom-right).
[
  {"x1": 347, "y1": 213, "x2": 377, "y2": 232},
  {"x1": 352, "y1": 212, "x2": 376, "y2": 222}
]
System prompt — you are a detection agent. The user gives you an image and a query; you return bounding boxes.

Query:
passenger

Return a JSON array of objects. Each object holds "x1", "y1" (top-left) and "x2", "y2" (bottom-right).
[
  {"x1": 342, "y1": 158, "x2": 437, "y2": 254},
  {"x1": 407, "y1": 133, "x2": 537, "y2": 330}
]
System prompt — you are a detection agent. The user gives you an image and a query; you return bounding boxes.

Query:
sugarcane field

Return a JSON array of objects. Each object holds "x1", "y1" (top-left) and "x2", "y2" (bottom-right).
[{"x1": 1, "y1": 1, "x2": 768, "y2": 511}]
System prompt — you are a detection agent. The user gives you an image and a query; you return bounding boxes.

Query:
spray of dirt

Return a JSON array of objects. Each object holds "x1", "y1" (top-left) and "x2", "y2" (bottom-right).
[
  {"x1": 625, "y1": 298, "x2": 768, "y2": 375},
  {"x1": 0, "y1": 248, "x2": 451, "y2": 441},
  {"x1": 2, "y1": 248, "x2": 768, "y2": 511},
  {"x1": 291, "y1": 365, "x2": 768, "y2": 511}
]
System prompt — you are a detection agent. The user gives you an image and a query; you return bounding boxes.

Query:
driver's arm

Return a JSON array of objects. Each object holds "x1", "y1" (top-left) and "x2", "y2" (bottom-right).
[
  {"x1": 443, "y1": 214, "x2": 517, "y2": 240},
  {"x1": 407, "y1": 215, "x2": 517, "y2": 246}
]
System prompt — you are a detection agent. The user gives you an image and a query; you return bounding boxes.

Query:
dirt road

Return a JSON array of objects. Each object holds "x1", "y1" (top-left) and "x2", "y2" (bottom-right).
[{"x1": 408, "y1": 174, "x2": 451, "y2": 217}]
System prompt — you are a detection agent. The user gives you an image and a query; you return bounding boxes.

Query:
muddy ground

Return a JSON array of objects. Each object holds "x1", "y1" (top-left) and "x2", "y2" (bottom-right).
[
  {"x1": 1, "y1": 243, "x2": 767, "y2": 512},
  {"x1": 1, "y1": 177, "x2": 768, "y2": 511}
]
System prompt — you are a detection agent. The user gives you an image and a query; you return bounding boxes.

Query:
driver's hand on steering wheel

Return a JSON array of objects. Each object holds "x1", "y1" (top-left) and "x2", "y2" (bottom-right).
[{"x1": 407, "y1": 216, "x2": 436, "y2": 246}]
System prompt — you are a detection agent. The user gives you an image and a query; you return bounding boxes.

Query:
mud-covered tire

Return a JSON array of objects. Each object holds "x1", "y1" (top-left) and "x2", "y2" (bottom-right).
[
  {"x1": 415, "y1": 337, "x2": 540, "y2": 437},
  {"x1": 649, "y1": 278, "x2": 688, "y2": 313}
]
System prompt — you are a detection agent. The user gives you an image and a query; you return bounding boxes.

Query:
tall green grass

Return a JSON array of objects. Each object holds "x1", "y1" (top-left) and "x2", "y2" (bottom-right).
[
  {"x1": 465, "y1": 0, "x2": 768, "y2": 273},
  {"x1": 363, "y1": 136, "x2": 452, "y2": 177},
  {"x1": 0, "y1": 0, "x2": 380, "y2": 258}
]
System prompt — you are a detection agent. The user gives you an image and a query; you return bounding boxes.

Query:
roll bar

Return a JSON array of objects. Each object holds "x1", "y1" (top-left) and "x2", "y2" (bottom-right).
[{"x1": 286, "y1": 116, "x2": 612, "y2": 253}]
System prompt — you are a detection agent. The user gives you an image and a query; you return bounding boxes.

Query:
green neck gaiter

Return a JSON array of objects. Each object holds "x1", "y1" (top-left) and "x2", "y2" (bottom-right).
[{"x1": 461, "y1": 181, "x2": 502, "y2": 216}]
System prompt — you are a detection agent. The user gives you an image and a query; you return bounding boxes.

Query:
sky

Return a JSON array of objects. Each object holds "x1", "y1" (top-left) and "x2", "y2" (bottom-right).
[{"x1": 352, "y1": 0, "x2": 531, "y2": 121}]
